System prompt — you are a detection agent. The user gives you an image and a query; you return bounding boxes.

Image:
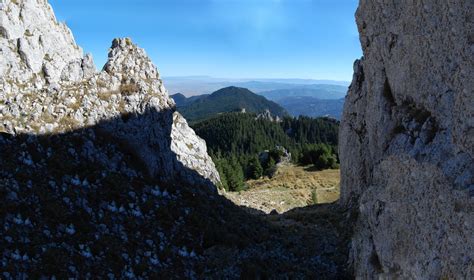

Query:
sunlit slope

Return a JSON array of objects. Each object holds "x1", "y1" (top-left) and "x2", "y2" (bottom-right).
[{"x1": 225, "y1": 164, "x2": 340, "y2": 214}]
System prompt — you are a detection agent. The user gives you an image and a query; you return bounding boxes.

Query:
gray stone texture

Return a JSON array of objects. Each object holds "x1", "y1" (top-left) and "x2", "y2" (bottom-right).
[{"x1": 340, "y1": 0, "x2": 473, "y2": 278}]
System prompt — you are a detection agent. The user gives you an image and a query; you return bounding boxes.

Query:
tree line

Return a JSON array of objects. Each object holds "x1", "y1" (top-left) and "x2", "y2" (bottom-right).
[{"x1": 192, "y1": 113, "x2": 339, "y2": 191}]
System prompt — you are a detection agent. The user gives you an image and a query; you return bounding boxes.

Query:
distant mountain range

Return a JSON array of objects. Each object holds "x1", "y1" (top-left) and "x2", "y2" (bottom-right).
[
  {"x1": 163, "y1": 76, "x2": 350, "y2": 96},
  {"x1": 256, "y1": 87, "x2": 347, "y2": 119},
  {"x1": 231, "y1": 82, "x2": 348, "y2": 95},
  {"x1": 172, "y1": 87, "x2": 287, "y2": 123},
  {"x1": 171, "y1": 93, "x2": 207, "y2": 107},
  {"x1": 171, "y1": 82, "x2": 348, "y2": 120},
  {"x1": 277, "y1": 97, "x2": 345, "y2": 120},
  {"x1": 259, "y1": 86, "x2": 347, "y2": 101}
]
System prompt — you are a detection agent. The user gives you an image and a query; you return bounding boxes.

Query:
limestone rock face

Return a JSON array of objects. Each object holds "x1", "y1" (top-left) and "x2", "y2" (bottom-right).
[
  {"x1": 0, "y1": 1, "x2": 220, "y2": 188},
  {"x1": 256, "y1": 109, "x2": 281, "y2": 122},
  {"x1": 340, "y1": 0, "x2": 473, "y2": 278},
  {"x1": 0, "y1": 0, "x2": 87, "y2": 85}
]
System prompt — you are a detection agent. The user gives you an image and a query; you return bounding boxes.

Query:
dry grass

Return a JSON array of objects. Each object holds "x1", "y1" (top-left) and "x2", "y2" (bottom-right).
[
  {"x1": 96, "y1": 79, "x2": 109, "y2": 89},
  {"x1": 224, "y1": 164, "x2": 340, "y2": 214},
  {"x1": 68, "y1": 98, "x2": 82, "y2": 111},
  {"x1": 120, "y1": 83, "x2": 139, "y2": 95},
  {"x1": 98, "y1": 90, "x2": 113, "y2": 101},
  {"x1": 40, "y1": 112, "x2": 56, "y2": 123},
  {"x1": 57, "y1": 116, "x2": 80, "y2": 132}
]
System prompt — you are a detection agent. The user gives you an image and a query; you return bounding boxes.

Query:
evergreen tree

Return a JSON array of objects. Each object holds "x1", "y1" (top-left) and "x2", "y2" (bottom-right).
[
  {"x1": 247, "y1": 156, "x2": 263, "y2": 179},
  {"x1": 264, "y1": 157, "x2": 276, "y2": 177},
  {"x1": 224, "y1": 157, "x2": 245, "y2": 192},
  {"x1": 191, "y1": 112, "x2": 340, "y2": 191},
  {"x1": 214, "y1": 157, "x2": 229, "y2": 191}
]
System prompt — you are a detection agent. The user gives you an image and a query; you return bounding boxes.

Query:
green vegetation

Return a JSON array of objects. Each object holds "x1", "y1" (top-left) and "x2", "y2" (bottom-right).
[
  {"x1": 311, "y1": 190, "x2": 319, "y2": 205},
  {"x1": 214, "y1": 156, "x2": 246, "y2": 192},
  {"x1": 247, "y1": 156, "x2": 263, "y2": 180},
  {"x1": 192, "y1": 112, "x2": 340, "y2": 191},
  {"x1": 175, "y1": 86, "x2": 288, "y2": 123},
  {"x1": 281, "y1": 116, "x2": 338, "y2": 146},
  {"x1": 193, "y1": 113, "x2": 291, "y2": 156},
  {"x1": 298, "y1": 143, "x2": 339, "y2": 170}
]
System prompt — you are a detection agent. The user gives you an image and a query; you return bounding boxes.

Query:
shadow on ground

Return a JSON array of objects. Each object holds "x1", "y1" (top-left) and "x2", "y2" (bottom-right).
[{"x1": 0, "y1": 107, "x2": 353, "y2": 279}]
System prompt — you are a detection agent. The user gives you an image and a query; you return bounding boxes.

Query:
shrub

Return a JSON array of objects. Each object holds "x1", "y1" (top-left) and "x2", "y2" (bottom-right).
[
  {"x1": 299, "y1": 143, "x2": 338, "y2": 170},
  {"x1": 311, "y1": 190, "x2": 318, "y2": 205},
  {"x1": 263, "y1": 157, "x2": 277, "y2": 177}
]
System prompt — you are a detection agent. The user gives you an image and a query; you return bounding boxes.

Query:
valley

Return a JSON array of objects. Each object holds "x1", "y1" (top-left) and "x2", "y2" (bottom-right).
[
  {"x1": 190, "y1": 111, "x2": 339, "y2": 193},
  {"x1": 2, "y1": 0, "x2": 471, "y2": 278},
  {"x1": 276, "y1": 97, "x2": 345, "y2": 120}
]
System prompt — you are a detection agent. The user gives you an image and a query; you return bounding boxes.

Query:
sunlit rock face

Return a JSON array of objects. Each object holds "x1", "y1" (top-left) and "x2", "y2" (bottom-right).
[
  {"x1": 340, "y1": 0, "x2": 473, "y2": 278},
  {"x1": 0, "y1": 0, "x2": 86, "y2": 85},
  {"x1": 0, "y1": 0, "x2": 220, "y2": 187}
]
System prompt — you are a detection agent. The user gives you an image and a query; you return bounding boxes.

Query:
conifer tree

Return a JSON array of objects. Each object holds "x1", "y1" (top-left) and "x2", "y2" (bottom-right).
[
  {"x1": 247, "y1": 156, "x2": 263, "y2": 179},
  {"x1": 191, "y1": 112, "x2": 340, "y2": 191}
]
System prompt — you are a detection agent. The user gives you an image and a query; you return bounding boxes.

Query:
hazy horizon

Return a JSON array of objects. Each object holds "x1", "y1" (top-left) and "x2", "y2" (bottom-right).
[
  {"x1": 162, "y1": 75, "x2": 351, "y2": 83},
  {"x1": 162, "y1": 76, "x2": 350, "y2": 96}
]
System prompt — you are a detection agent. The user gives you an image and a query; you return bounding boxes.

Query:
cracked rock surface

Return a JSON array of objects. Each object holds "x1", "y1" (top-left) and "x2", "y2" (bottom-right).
[{"x1": 340, "y1": 0, "x2": 473, "y2": 278}]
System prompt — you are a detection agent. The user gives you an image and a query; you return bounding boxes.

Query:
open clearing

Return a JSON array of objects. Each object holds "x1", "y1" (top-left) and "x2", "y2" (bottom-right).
[{"x1": 224, "y1": 164, "x2": 340, "y2": 214}]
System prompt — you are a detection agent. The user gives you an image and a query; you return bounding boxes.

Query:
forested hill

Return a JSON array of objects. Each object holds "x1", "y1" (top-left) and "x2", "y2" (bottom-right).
[
  {"x1": 192, "y1": 113, "x2": 293, "y2": 156},
  {"x1": 191, "y1": 112, "x2": 340, "y2": 191},
  {"x1": 170, "y1": 93, "x2": 187, "y2": 106},
  {"x1": 193, "y1": 113, "x2": 338, "y2": 156},
  {"x1": 171, "y1": 93, "x2": 209, "y2": 107},
  {"x1": 281, "y1": 116, "x2": 338, "y2": 145},
  {"x1": 173, "y1": 87, "x2": 288, "y2": 123}
]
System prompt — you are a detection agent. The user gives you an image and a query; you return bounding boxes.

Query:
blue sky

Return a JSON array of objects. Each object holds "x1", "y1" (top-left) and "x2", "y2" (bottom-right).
[{"x1": 49, "y1": 0, "x2": 361, "y2": 81}]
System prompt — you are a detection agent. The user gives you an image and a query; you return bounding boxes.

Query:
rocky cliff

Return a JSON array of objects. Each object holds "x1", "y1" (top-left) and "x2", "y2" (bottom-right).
[
  {"x1": 0, "y1": 0, "x2": 87, "y2": 85},
  {"x1": 0, "y1": 0, "x2": 220, "y2": 187},
  {"x1": 0, "y1": 4, "x2": 354, "y2": 278},
  {"x1": 340, "y1": 0, "x2": 473, "y2": 278}
]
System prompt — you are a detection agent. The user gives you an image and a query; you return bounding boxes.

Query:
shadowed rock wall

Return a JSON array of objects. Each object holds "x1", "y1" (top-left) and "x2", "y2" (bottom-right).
[
  {"x1": 0, "y1": 0, "x2": 220, "y2": 188},
  {"x1": 340, "y1": 0, "x2": 473, "y2": 278}
]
